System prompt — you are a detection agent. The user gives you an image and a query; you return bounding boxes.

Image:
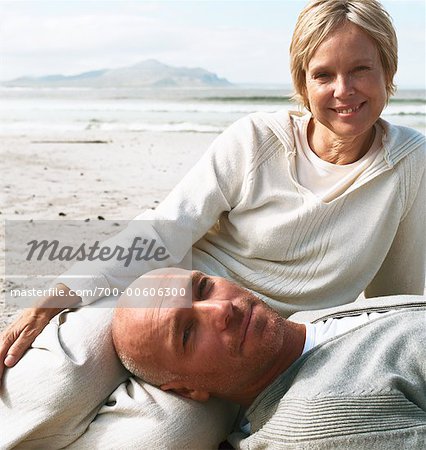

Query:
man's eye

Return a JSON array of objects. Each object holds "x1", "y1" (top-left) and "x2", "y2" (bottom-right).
[
  {"x1": 183, "y1": 323, "x2": 192, "y2": 347},
  {"x1": 199, "y1": 277, "x2": 207, "y2": 298}
]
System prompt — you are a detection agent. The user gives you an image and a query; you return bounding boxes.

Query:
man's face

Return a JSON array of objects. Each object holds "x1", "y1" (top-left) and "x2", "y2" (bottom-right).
[{"x1": 120, "y1": 270, "x2": 289, "y2": 401}]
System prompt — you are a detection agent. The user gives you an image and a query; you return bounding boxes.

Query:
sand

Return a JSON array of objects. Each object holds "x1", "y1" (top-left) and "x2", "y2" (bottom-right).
[{"x1": 0, "y1": 130, "x2": 219, "y2": 331}]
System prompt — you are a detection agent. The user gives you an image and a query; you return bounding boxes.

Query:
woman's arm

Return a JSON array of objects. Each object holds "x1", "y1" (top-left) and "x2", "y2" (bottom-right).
[
  {"x1": 57, "y1": 115, "x2": 255, "y2": 305},
  {"x1": 365, "y1": 167, "x2": 425, "y2": 298}
]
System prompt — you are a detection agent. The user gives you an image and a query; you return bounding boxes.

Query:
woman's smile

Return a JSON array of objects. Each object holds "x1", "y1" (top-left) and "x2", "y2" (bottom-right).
[{"x1": 331, "y1": 102, "x2": 365, "y2": 115}]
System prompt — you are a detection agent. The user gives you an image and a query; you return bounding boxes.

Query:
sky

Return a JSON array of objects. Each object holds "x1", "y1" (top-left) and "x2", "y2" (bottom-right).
[{"x1": 0, "y1": 0, "x2": 424, "y2": 88}]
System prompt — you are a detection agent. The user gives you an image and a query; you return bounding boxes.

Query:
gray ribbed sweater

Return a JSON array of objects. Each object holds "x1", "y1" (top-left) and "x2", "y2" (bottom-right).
[
  {"x1": 235, "y1": 300, "x2": 426, "y2": 449},
  {"x1": 61, "y1": 110, "x2": 425, "y2": 316}
]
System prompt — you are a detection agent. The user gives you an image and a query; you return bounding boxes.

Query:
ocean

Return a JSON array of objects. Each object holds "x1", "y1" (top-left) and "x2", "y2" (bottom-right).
[{"x1": 0, "y1": 86, "x2": 424, "y2": 135}]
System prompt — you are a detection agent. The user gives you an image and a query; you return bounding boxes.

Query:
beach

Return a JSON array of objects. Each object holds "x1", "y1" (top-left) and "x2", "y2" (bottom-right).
[
  {"x1": 1, "y1": 86, "x2": 425, "y2": 331},
  {"x1": 0, "y1": 129, "x2": 219, "y2": 330}
]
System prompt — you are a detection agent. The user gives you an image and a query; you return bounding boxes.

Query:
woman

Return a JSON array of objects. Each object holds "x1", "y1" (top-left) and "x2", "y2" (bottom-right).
[{"x1": 1, "y1": 0, "x2": 424, "y2": 379}]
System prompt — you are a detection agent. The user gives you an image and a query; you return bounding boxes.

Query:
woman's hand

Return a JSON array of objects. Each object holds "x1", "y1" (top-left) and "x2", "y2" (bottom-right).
[
  {"x1": 0, "y1": 308, "x2": 59, "y2": 384},
  {"x1": 0, "y1": 284, "x2": 80, "y2": 386}
]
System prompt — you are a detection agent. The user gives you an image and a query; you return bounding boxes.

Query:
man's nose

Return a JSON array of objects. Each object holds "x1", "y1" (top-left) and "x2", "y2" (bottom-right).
[
  {"x1": 194, "y1": 300, "x2": 233, "y2": 331},
  {"x1": 334, "y1": 74, "x2": 355, "y2": 98}
]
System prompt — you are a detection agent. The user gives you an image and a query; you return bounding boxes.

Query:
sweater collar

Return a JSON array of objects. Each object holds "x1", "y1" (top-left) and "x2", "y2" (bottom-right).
[
  {"x1": 260, "y1": 110, "x2": 424, "y2": 168},
  {"x1": 244, "y1": 355, "x2": 305, "y2": 433},
  {"x1": 377, "y1": 117, "x2": 425, "y2": 167}
]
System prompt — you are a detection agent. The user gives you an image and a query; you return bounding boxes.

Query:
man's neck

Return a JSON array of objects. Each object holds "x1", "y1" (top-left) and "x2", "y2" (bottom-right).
[{"x1": 228, "y1": 321, "x2": 306, "y2": 407}]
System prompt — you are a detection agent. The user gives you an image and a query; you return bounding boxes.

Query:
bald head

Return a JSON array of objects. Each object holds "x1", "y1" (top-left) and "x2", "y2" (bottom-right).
[
  {"x1": 112, "y1": 267, "x2": 193, "y2": 385},
  {"x1": 112, "y1": 308, "x2": 176, "y2": 385}
]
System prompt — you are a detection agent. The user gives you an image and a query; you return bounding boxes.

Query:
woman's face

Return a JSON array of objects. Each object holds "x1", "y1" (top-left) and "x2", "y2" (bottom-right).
[{"x1": 305, "y1": 22, "x2": 387, "y2": 141}]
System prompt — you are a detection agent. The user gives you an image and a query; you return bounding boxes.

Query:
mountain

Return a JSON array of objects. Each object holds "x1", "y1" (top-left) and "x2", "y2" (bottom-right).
[{"x1": 3, "y1": 60, "x2": 232, "y2": 88}]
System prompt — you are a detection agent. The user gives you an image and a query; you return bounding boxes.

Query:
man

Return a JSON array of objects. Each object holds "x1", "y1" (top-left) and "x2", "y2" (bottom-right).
[
  {"x1": 113, "y1": 268, "x2": 426, "y2": 449},
  {"x1": 113, "y1": 268, "x2": 306, "y2": 407}
]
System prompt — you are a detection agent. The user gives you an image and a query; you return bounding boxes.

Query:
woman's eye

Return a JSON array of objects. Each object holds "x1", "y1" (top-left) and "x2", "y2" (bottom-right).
[
  {"x1": 183, "y1": 324, "x2": 192, "y2": 347},
  {"x1": 312, "y1": 73, "x2": 331, "y2": 83},
  {"x1": 315, "y1": 73, "x2": 329, "y2": 79},
  {"x1": 353, "y1": 66, "x2": 371, "y2": 75}
]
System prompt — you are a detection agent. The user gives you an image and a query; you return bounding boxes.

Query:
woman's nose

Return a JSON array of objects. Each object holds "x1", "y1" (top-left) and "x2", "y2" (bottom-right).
[
  {"x1": 194, "y1": 300, "x2": 234, "y2": 331},
  {"x1": 334, "y1": 74, "x2": 355, "y2": 98}
]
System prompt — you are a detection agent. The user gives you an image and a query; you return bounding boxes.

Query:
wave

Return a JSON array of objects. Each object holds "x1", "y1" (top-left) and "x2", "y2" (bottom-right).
[
  {"x1": 98, "y1": 122, "x2": 223, "y2": 133},
  {"x1": 1, "y1": 101, "x2": 423, "y2": 116},
  {"x1": 0, "y1": 121, "x2": 225, "y2": 134},
  {"x1": 1, "y1": 115, "x2": 424, "y2": 135},
  {"x1": 389, "y1": 98, "x2": 425, "y2": 104},
  {"x1": 0, "y1": 101, "x2": 287, "y2": 114},
  {"x1": 382, "y1": 111, "x2": 425, "y2": 116},
  {"x1": 204, "y1": 96, "x2": 426, "y2": 104},
  {"x1": 201, "y1": 96, "x2": 293, "y2": 103},
  {"x1": 382, "y1": 104, "x2": 425, "y2": 116}
]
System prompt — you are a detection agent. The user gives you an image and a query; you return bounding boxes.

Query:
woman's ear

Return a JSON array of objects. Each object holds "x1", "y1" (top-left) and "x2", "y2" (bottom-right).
[{"x1": 161, "y1": 381, "x2": 210, "y2": 402}]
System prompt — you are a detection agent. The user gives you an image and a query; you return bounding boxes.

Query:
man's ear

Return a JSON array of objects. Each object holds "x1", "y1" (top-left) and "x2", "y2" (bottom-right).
[{"x1": 160, "y1": 381, "x2": 210, "y2": 402}]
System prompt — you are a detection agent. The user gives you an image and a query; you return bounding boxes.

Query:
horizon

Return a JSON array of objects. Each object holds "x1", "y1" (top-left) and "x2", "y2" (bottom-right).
[
  {"x1": 0, "y1": 1, "x2": 425, "y2": 89},
  {"x1": 1, "y1": 58, "x2": 425, "y2": 92}
]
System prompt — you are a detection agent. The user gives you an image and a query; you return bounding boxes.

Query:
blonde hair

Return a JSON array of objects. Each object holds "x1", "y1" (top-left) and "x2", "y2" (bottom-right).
[{"x1": 290, "y1": 0, "x2": 398, "y2": 109}]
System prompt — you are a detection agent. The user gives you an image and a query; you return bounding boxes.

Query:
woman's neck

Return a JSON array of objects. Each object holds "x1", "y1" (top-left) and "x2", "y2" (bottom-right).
[{"x1": 308, "y1": 119, "x2": 376, "y2": 165}]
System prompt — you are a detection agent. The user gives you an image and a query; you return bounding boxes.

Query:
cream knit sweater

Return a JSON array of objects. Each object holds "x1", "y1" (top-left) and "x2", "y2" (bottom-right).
[{"x1": 62, "y1": 110, "x2": 425, "y2": 317}]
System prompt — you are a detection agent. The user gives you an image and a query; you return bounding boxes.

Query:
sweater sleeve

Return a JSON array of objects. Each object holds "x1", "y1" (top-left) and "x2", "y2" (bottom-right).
[
  {"x1": 56, "y1": 115, "x2": 256, "y2": 304},
  {"x1": 365, "y1": 147, "x2": 425, "y2": 298}
]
